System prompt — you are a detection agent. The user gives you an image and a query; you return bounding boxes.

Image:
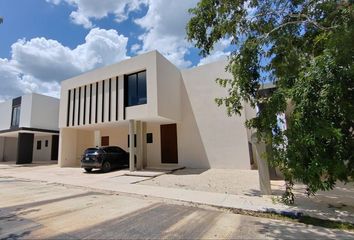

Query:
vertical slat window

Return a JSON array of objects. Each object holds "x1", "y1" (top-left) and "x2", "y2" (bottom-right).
[
  {"x1": 78, "y1": 87, "x2": 81, "y2": 126},
  {"x1": 89, "y1": 84, "x2": 92, "y2": 124},
  {"x1": 102, "y1": 80, "x2": 105, "y2": 123},
  {"x1": 116, "y1": 76, "x2": 119, "y2": 121},
  {"x1": 72, "y1": 88, "x2": 76, "y2": 126},
  {"x1": 95, "y1": 82, "x2": 98, "y2": 123},
  {"x1": 83, "y1": 85, "x2": 87, "y2": 125},
  {"x1": 108, "y1": 78, "x2": 111, "y2": 122},
  {"x1": 104, "y1": 79, "x2": 109, "y2": 122},
  {"x1": 66, "y1": 90, "x2": 71, "y2": 127}
]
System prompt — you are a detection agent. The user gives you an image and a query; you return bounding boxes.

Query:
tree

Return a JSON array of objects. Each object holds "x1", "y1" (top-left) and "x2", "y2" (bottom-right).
[{"x1": 187, "y1": 0, "x2": 354, "y2": 202}]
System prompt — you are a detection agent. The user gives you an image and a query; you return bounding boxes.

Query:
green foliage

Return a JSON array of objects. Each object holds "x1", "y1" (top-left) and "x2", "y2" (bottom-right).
[{"x1": 187, "y1": 0, "x2": 354, "y2": 196}]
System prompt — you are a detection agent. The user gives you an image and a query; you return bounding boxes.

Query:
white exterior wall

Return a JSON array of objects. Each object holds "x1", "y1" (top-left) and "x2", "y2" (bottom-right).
[
  {"x1": 58, "y1": 50, "x2": 253, "y2": 169},
  {"x1": 145, "y1": 123, "x2": 162, "y2": 167},
  {"x1": 59, "y1": 51, "x2": 160, "y2": 129},
  {"x1": 58, "y1": 128, "x2": 78, "y2": 167},
  {"x1": 3, "y1": 137, "x2": 17, "y2": 162},
  {"x1": 179, "y1": 61, "x2": 251, "y2": 169},
  {"x1": 77, "y1": 130, "x2": 94, "y2": 162},
  {"x1": 33, "y1": 136, "x2": 52, "y2": 162},
  {"x1": 0, "y1": 93, "x2": 59, "y2": 130},
  {"x1": 30, "y1": 94, "x2": 59, "y2": 130},
  {"x1": 0, "y1": 100, "x2": 12, "y2": 130},
  {"x1": 156, "y1": 52, "x2": 182, "y2": 121},
  {"x1": 19, "y1": 94, "x2": 32, "y2": 127},
  {"x1": 0, "y1": 94, "x2": 59, "y2": 163}
]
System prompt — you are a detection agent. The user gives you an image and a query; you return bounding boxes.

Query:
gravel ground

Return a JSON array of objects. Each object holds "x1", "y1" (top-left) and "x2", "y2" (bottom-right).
[
  {"x1": 139, "y1": 169, "x2": 354, "y2": 223},
  {"x1": 139, "y1": 169, "x2": 262, "y2": 196}
]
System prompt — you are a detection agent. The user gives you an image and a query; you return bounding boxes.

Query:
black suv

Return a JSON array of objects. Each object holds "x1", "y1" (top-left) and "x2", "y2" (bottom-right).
[{"x1": 81, "y1": 146, "x2": 129, "y2": 173}]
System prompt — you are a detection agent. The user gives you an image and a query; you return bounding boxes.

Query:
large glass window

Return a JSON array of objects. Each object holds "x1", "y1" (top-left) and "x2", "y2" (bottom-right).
[
  {"x1": 125, "y1": 70, "x2": 147, "y2": 107},
  {"x1": 11, "y1": 105, "x2": 21, "y2": 127}
]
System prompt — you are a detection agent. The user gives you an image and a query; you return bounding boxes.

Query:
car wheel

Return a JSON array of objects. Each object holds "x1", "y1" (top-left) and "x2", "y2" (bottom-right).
[
  {"x1": 101, "y1": 161, "x2": 111, "y2": 173},
  {"x1": 84, "y1": 168, "x2": 92, "y2": 173}
]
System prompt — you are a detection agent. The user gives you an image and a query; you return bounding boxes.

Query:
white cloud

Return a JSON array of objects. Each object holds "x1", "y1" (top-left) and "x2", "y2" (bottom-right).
[
  {"x1": 0, "y1": 28, "x2": 128, "y2": 101},
  {"x1": 47, "y1": 0, "x2": 222, "y2": 69},
  {"x1": 47, "y1": 0, "x2": 148, "y2": 29},
  {"x1": 134, "y1": 0, "x2": 199, "y2": 68},
  {"x1": 46, "y1": 0, "x2": 61, "y2": 4},
  {"x1": 130, "y1": 43, "x2": 141, "y2": 53},
  {"x1": 70, "y1": 11, "x2": 93, "y2": 29},
  {"x1": 198, "y1": 38, "x2": 232, "y2": 66}
]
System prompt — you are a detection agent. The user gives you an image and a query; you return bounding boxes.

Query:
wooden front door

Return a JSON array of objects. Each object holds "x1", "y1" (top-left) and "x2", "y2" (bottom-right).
[{"x1": 160, "y1": 124, "x2": 178, "y2": 164}]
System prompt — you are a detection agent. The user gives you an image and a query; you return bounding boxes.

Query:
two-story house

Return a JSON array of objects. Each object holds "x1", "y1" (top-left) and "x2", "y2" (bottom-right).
[
  {"x1": 0, "y1": 93, "x2": 60, "y2": 164},
  {"x1": 59, "y1": 51, "x2": 256, "y2": 170}
]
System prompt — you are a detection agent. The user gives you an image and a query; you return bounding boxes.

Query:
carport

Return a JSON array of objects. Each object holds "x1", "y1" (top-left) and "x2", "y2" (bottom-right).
[
  {"x1": 0, "y1": 128, "x2": 59, "y2": 164},
  {"x1": 59, "y1": 119, "x2": 180, "y2": 171}
]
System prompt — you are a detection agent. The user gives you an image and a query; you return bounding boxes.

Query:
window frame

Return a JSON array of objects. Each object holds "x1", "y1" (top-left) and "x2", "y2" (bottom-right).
[
  {"x1": 124, "y1": 70, "x2": 147, "y2": 107},
  {"x1": 11, "y1": 105, "x2": 21, "y2": 128}
]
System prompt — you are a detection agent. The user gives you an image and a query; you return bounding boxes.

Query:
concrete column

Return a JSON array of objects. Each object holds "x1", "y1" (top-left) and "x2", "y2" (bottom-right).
[
  {"x1": 59, "y1": 128, "x2": 78, "y2": 167},
  {"x1": 136, "y1": 121, "x2": 143, "y2": 170},
  {"x1": 94, "y1": 130, "x2": 101, "y2": 147},
  {"x1": 254, "y1": 142, "x2": 272, "y2": 195},
  {"x1": 0, "y1": 137, "x2": 5, "y2": 162},
  {"x1": 142, "y1": 122, "x2": 147, "y2": 169},
  {"x1": 129, "y1": 119, "x2": 135, "y2": 172}
]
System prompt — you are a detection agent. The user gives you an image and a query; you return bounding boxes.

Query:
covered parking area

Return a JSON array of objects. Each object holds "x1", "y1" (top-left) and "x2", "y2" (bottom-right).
[
  {"x1": 59, "y1": 119, "x2": 180, "y2": 171},
  {"x1": 0, "y1": 128, "x2": 59, "y2": 164}
]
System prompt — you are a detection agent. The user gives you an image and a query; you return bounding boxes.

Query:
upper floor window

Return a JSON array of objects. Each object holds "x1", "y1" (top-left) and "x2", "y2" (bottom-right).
[
  {"x1": 11, "y1": 105, "x2": 21, "y2": 127},
  {"x1": 11, "y1": 97, "x2": 21, "y2": 128},
  {"x1": 125, "y1": 70, "x2": 147, "y2": 107}
]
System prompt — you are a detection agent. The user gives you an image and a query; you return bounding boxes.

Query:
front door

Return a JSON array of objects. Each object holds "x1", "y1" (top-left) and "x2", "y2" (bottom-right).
[{"x1": 160, "y1": 124, "x2": 178, "y2": 164}]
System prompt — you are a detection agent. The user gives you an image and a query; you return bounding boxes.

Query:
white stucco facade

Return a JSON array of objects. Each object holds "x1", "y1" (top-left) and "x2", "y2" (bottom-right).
[
  {"x1": 58, "y1": 50, "x2": 255, "y2": 170},
  {"x1": 0, "y1": 93, "x2": 60, "y2": 163}
]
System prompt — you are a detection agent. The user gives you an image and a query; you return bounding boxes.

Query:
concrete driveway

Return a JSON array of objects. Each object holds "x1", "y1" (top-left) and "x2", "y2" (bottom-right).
[{"x1": 1, "y1": 177, "x2": 354, "y2": 239}]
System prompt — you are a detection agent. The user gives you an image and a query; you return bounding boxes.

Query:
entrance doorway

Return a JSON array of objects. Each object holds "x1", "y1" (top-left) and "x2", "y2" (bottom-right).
[{"x1": 160, "y1": 124, "x2": 178, "y2": 164}]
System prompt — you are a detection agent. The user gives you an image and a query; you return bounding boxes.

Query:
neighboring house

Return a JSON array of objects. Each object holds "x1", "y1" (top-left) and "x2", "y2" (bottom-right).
[
  {"x1": 0, "y1": 93, "x2": 60, "y2": 164},
  {"x1": 59, "y1": 50, "x2": 257, "y2": 170}
]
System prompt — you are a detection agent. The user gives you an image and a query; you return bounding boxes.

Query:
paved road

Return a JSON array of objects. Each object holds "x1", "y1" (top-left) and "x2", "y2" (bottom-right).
[{"x1": 0, "y1": 177, "x2": 353, "y2": 239}]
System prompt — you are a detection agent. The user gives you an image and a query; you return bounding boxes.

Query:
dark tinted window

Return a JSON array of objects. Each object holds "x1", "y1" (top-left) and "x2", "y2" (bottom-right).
[
  {"x1": 105, "y1": 147, "x2": 126, "y2": 154},
  {"x1": 11, "y1": 105, "x2": 21, "y2": 127},
  {"x1": 103, "y1": 147, "x2": 114, "y2": 153},
  {"x1": 125, "y1": 70, "x2": 147, "y2": 107},
  {"x1": 85, "y1": 148, "x2": 103, "y2": 154},
  {"x1": 37, "y1": 141, "x2": 41, "y2": 150},
  {"x1": 137, "y1": 71, "x2": 147, "y2": 104},
  {"x1": 127, "y1": 74, "x2": 137, "y2": 106},
  {"x1": 147, "y1": 133, "x2": 153, "y2": 143}
]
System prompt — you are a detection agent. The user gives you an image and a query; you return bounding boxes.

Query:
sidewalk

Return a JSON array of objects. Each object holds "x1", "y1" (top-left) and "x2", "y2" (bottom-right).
[{"x1": 0, "y1": 163, "x2": 353, "y2": 224}]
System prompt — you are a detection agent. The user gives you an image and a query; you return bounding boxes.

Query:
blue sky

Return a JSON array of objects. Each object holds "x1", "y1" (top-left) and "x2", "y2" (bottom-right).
[{"x1": 0, "y1": 0, "x2": 230, "y2": 101}]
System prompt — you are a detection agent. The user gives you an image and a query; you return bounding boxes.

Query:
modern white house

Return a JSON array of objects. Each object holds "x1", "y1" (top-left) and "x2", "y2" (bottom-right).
[
  {"x1": 58, "y1": 50, "x2": 259, "y2": 170},
  {"x1": 0, "y1": 93, "x2": 60, "y2": 164}
]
